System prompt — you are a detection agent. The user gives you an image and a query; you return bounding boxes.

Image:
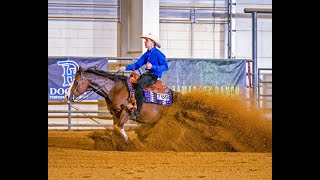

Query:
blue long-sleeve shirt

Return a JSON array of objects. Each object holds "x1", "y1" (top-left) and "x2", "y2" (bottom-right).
[{"x1": 125, "y1": 46, "x2": 168, "y2": 78}]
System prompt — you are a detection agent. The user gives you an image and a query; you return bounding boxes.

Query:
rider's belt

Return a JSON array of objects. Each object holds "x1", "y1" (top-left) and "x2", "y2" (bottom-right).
[{"x1": 144, "y1": 70, "x2": 158, "y2": 79}]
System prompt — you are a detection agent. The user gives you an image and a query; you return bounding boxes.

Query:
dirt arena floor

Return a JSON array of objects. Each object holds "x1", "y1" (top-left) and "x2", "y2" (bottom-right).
[
  {"x1": 48, "y1": 130, "x2": 271, "y2": 179},
  {"x1": 49, "y1": 91, "x2": 272, "y2": 179}
]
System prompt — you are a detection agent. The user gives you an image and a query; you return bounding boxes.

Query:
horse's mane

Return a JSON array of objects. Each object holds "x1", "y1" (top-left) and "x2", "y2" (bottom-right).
[
  {"x1": 84, "y1": 68, "x2": 128, "y2": 82},
  {"x1": 80, "y1": 67, "x2": 130, "y2": 104}
]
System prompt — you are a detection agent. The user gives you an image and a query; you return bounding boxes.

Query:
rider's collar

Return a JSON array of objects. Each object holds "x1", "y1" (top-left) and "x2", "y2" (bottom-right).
[{"x1": 147, "y1": 46, "x2": 157, "y2": 54}]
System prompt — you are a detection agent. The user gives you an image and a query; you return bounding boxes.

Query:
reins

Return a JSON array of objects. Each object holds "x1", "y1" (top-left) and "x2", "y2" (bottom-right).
[
  {"x1": 114, "y1": 70, "x2": 124, "y2": 76},
  {"x1": 74, "y1": 86, "x2": 102, "y2": 103}
]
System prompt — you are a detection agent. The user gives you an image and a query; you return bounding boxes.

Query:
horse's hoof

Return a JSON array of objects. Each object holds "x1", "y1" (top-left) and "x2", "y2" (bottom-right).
[{"x1": 124, "y1": 136, "x2": 129, "y2": 141}]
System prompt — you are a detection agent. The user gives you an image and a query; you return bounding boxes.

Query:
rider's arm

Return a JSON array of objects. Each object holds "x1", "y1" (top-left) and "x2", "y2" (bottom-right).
[
  {"x1": 151, "y1": 51, "x2": 168, "y2": 73},
  {"x1": 126, "y1": 53, "x2": 147, "y2": 71}
]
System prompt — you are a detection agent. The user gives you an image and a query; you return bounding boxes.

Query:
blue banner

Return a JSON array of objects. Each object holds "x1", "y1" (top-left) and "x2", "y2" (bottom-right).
[
  {"x1": 160, "y1": 59, "x2": 246, "y2": 95},
  {"x1": 48, "y1": 57, "x2": 108, "y2": 100}
]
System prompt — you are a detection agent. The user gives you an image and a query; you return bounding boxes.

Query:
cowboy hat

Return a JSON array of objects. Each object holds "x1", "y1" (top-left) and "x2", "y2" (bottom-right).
[{"x1": 140, "y1": 32, "x2": 161, "y2": 48}]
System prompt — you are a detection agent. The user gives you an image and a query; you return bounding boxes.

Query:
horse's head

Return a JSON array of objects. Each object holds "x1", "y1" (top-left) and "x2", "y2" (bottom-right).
[{"x1": 65, "y1": 67, "x2": 91, "y2": 102}]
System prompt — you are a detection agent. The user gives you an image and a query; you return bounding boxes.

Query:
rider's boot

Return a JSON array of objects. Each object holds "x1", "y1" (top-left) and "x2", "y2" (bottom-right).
[{"x1": 130, "y1": 86, "x2": 143, "y2": 120}]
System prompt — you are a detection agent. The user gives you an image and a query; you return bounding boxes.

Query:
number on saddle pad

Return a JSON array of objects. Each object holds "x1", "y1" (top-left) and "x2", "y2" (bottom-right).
[{"x1": 143, "y1": 81, "x2": 172, "y2": 105}]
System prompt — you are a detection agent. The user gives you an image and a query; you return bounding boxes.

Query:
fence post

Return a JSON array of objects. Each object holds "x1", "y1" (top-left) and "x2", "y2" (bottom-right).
[{"x1": 68, "y1": 102, "x2": 71, "y2": 131}]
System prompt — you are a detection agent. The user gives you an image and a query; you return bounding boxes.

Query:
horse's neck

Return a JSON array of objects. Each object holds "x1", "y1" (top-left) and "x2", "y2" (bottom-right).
[
  {"x1": 86, "y1": 73, "x2": 128, "y2": 101},
  {"x1": 87, "y1": 76, "x2": 113, "y2": 95}
]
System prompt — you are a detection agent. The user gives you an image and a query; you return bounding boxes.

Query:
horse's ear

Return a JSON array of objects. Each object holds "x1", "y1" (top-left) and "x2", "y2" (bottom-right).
[{"x1": 78, "y1": 66, "x2": 82, "y2": 72}]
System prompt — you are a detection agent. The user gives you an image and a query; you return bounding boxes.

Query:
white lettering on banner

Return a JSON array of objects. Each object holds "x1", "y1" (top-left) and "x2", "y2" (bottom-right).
[
  {"x1": 50, "y1": 88, "x2": 69, "y2": 95},
  {"x1": 170, "y1": 85, "x2": 240, "y2": 95},
  {"x1": 49, "y1": 96, "x2": 65, "y2": 99},
  {"x1": 157, "y1": 93, "x2": 169, "y2": 101}
]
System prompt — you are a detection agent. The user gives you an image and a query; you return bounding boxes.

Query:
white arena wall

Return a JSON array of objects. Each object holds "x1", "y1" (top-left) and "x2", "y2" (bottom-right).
[{"x1": 48, "y1": 21, "x2": 120, "y2": 57}]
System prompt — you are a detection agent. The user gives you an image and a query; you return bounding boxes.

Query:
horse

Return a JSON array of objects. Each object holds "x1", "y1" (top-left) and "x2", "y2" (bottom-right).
[{"x1": 65, "y1": 66, "x2": 179, "y2": 141}]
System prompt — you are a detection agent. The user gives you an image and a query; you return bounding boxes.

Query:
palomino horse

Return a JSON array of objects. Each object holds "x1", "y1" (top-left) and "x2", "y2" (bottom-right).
[{"x1": 65, "y1": 67, "x2": 178, "y2": 141}]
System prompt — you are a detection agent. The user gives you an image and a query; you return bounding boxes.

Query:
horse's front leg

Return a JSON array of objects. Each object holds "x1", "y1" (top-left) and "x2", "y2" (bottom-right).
[{"x1": 115, "y1": 105, "x2": 131, "y2": 141}]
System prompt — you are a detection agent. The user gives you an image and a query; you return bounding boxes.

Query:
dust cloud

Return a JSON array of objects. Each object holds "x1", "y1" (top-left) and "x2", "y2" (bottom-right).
[{"x1": 90, "y1": 90, "x2": 272, "y2": 152}]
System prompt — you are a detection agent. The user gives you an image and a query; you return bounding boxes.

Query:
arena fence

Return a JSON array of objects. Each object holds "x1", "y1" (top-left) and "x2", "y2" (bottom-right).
[{"x1": 258, "y1": 68, "x2": 272, "y2": 116}]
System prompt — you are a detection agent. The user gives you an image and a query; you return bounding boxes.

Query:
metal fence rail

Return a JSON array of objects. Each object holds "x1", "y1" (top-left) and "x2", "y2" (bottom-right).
[{"x1": 257, "y1": 68, "x2": 272, "y2": 111}]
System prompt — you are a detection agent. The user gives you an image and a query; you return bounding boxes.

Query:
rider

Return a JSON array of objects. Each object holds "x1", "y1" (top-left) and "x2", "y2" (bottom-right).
[{"x1": 120, "y1": 32, "x2": 168, "y2": 120}]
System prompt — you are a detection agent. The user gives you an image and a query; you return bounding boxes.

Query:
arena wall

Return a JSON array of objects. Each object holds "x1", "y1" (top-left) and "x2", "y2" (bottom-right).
[
  {"x1": 48, "y1": 0, "x2": 271, "y2": 68},
  {"x1": 48, "y1": 21, "x2": 120, "y2": 57}
]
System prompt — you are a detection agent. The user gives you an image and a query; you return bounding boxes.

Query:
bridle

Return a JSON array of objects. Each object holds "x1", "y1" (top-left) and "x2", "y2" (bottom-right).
[{"x1": 70, "y1": 71, "x2": 104, "y2": 102}]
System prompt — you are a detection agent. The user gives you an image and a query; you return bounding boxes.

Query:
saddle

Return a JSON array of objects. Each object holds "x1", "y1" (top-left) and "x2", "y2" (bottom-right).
[
  {"x1": 144, "y1": 80, "x2": 169, "y2": 93},
  {"x1": 126, "y1": 70, "x2": 172, "y2": 110}
]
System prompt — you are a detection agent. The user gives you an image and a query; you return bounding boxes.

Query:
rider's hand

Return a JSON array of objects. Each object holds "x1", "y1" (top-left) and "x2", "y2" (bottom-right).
[
  {"x1": 120, "y1": 66, "x2": 126, "y2": 71},
  {"x1": 146, "y1": 62, "x2": 152, "y2": 69}
]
